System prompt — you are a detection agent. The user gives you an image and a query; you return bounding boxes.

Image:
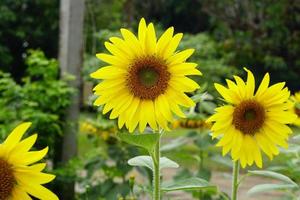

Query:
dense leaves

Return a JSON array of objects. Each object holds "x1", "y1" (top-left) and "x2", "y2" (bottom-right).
[{"x1": 0, "y1": 50, "x2": 74, "y2": 158}]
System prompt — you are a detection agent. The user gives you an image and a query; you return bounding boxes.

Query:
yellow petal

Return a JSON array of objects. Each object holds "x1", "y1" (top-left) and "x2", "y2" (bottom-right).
[
  {"x1": 167, "y1": 49, "x2": 195, "y2": 65},
  {"x1": 9, "y1": 134, "x2": 37, "y2": 159},
  {"x1": 169, "y1": 63, "x2": 202, "y2": 76},
  {"x1": 156, "y1": 27, "x2": 174, "y2": 55},
  {"x1": 244, "y1": 68, "x2": 255, "y2": 98},
  {"x1": 170, "y1": 77, "x2": 200, "y2": 92},
  {"x1": 162, "y1": 33, "x2": 183, "y2": 59},
  {"x1": 11, "y1": 185, "x2": 32, "y2": 200},
  {"x1": 138, "y1": 18, "x2": 147, "y2": 48},
  {"x1": 120, "y1": 28, "x2": 142, "y2": 55},
  {"x1": 255, "y1": 73, "x2": 270, "y2": 99},
  {"x1": 145, "y1": 23, "x2": 156, "y2": 54},
  {"x1": 155, "y1": 95, "x2": 173, "y2": 121},
  {"x1": 214, "y1": 83, "x2": 235, "y2": 104},
  {"x1": 3, "y1": 122, "x2": 32, "y2": 153},
  {"x1": 104, "y1": 42, "x2": 128, "y2": 59},
  {"x1": 96, "y1": 53, "x2": 128, "y2": 66},
  {"x1": 12, "y1": 147, "x2": 48, "y2": 165},
  {"x1": 18, "y1": 182, "x2": 59, "y2": 200}
]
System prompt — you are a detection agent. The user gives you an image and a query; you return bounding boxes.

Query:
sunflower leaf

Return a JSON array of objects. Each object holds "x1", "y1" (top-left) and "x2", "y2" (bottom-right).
[
  {"x1": 247, "y1": 184, "x2": 298, "y2": 196},
  {"x1": 161, "y1": 177, "x2": 217, "y2": 192},
  {"x1": 248, "y1": 170, "x2": 298, "y2": 186},
  {"x1": 128, "y1": 156, "x2": 179, "y2": 171},
  {"x1": 117, "y1": 132, "x2": 160, "y2": 152}
]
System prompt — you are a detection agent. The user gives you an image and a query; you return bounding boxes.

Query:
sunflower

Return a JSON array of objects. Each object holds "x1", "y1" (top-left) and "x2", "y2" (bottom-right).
[
  {"x1": 290, "y1": 92, "x2": 300, "y2": 126},
  {"x1": 91, "y1": 18, "x2": 201, "y2": 133},
  {"x1": 207, "y1": 68, "x2": 297, "y2": 168},
  {"x1": 0, "y1": 122, "x2": 58, "y2": 200}
]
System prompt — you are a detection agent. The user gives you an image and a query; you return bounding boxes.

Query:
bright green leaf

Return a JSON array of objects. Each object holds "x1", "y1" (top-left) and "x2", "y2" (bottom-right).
[{"x1": 117, "y1": 132, "x2": 160, "y2": 152}]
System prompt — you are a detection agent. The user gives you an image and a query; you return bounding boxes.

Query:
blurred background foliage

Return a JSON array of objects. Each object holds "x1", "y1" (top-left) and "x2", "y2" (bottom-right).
[{"x1": 0, "y1": 0, "x2": 299, "y2": 199}]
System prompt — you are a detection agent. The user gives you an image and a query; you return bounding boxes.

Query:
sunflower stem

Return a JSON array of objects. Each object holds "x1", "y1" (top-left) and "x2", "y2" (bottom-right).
[
  {"x1": 152, "y1": 134, "x2": 161, "y2": 200},
  {"x1": 232, "y1": 161, "x2": 240, "y2": 200}
]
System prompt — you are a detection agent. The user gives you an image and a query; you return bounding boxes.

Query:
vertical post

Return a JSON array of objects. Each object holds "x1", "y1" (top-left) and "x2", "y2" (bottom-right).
[{"x1": 59, "y1": 0, "x2": 84, "y2": 199}]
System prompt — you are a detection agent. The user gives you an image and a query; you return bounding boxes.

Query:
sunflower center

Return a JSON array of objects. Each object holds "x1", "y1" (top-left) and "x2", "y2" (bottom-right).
[
  {"x1": 295, "y1": 108, "x2": 300, "y2": 117},
  {"x1": 233, "y1": 100, "x2": 265, "y2": 135},
  {"x1": 0, "y1": 158, "x2": 15, "y2": 200},
  {"x1": 127, "y1": 56, "x2": 170, "y2": 99},
  {"x1": 138, "y1": 68, "x2": 159, "y2": 87}
]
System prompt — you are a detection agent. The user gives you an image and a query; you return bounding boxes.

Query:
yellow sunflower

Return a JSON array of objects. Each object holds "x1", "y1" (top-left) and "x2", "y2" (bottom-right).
[
  {"x1": 291, "y1": 92, "x2": 300, "y2": 126},
  {"x1": 207, "y1": 68, "x2": 297, "y2": 168},
  {"x1": 0, "y1": 122, "x2": 58, "y2": 200},
  {"x1": 91, "y1": 18, "x2": 201, "y2": 133}
]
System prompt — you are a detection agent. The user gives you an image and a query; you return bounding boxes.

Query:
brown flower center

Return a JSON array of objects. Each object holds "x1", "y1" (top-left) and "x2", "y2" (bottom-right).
[
  {"x1": 295, "y1": 107, "x2": 300, "y2": 117},
  {"x1": 233, "y1": 100, "x2": 265, "y2": 135},
  {"x1": 126, "y1": 56, "x2": 170, "y2": 100},
  {"x1": 0, "y1": 159, "x2": 15, "y2": 200}
]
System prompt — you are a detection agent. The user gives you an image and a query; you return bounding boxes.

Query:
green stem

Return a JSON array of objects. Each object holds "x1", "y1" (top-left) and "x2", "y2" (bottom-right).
[
  {"x1": 231, "y1": 161, "x2": 239, "y2": 200},
  {"x1": 152, "y1": 135, "x2": 161, "y2": 200}
]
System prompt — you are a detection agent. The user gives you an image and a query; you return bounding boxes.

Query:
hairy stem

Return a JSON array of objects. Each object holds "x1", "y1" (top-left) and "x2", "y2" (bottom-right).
[
  {"x1": 152, "y1": 136, "x2": 161, "y2": 200},
  {"x1": 232, "y1": 161, "x2": 240, "y2": 200}
]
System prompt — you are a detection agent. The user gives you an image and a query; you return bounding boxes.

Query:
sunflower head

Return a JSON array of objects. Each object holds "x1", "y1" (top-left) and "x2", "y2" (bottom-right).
[
  {"x1": 290, "y1": 92, "x2": 300, "y2": 126},
  {"x1": 91, "y1": 18, "x2": 201, "y2": 133},
  {"x1": 207, "y1": 68, "x2": 297, "y2": 168},
  {"x1": 0, "y1": 122, "x2": 58, "y2": 200}
]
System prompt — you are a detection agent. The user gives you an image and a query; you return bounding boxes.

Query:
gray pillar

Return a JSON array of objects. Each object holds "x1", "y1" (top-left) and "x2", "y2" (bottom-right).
[{"x1": 58, "y1": 0, "x2": 84, "y2": 199}]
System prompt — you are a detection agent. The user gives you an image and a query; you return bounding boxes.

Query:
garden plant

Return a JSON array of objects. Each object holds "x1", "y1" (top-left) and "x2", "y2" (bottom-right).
[{"x1": 1, "y1": 1, "x2": 300, "y2": 199}]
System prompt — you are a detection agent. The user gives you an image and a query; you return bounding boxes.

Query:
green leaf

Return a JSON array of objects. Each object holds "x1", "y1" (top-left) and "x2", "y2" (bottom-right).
[
  {"x1": 128, "y1": 156, "x2": 153, "y2": 170},
  {"x1": 161, "y1": 177, "x2": 217, "y2": 192},
  {"x1": 211, "y1": 155, "x2": 232, "y2": 168},
  {"x1": 160, "y1": 157, "x2": 179, "y2": 169},
  {"x1": 117, "y1": 132, "x2": 160, "y2": 152},
  {"x1": 247, "y1": 184, "x2": 298, "y2": 196},
  {"x1": 128, "y1": 156, "x2": 179, "y2": 171},
  {"x1": 160, "y1": 137, "x2": 189, "y2": 152},
  {"x1": 248, "y1": 170, "x2": 298, "y2": 186}
]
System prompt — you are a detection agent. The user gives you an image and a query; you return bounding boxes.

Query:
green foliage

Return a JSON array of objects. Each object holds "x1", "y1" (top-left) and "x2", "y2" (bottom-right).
[
  {"x1": 179, "y1": 33, "x2": 239, "y2": 94},
  {"x1": 0, "y1": 0, "x2": 59, "y2": 76},
  {"x1": 84, "y1": 0, "x2": 124, "y2": 55},
  {"x1": 73, "y1": 118, "x2": 140, "y2": 200},
  {"x1": 117, "y1": 132, "x2": 160, "y2": 153},
  {"x1": 0, "y1": 50, "x2": 74, "y2": 158},
  {"x1": 128, "y1": 156, "x2": 179, "y2": 171},
  {"x1": 246, "y1": 170, "x2": 299, "y2": 199},
  {"x1": 161, "y1": 178, "x2": 216, "y2": 192},
  {"x1": 203, "y1": 0, "x2": 300, "y2": 90}
]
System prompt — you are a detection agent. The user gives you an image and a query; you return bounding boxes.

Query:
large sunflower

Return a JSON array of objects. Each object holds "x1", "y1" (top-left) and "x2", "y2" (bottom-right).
[
  {"x1": 291, "y1": 92, "x2": 300, "y2": 126},
  {"x1": 91, "y1": 18, "x2": 201, "y2": 133},
  {"x1": 207, "y1": 68, "x2": 297, "y2": 168},
  {"x1": 0, "y1": 122, "x2": 58, "y2": 200}
]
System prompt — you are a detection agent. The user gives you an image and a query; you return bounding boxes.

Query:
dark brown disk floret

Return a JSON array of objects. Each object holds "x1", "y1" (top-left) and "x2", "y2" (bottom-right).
[
  {"x1": 233, "y1": 100, "x2": 265, "y2": 135},
  {"x1": 126, "y1": 56, "x2": 170, "y2": 100},
  {"x1": 0, "y1": 159, "x2": 15, "y2": 200},
  {"x1": 295, "y1": 108, "x2": 300, "y2": 117}
]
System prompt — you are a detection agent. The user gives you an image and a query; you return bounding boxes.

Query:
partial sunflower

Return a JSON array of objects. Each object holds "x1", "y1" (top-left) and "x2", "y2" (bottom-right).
[
  {"x1": 207, "y1": 68, "x2": 297, "y2": 168},
  {"x1": 0, "y1": 122, "x2": 58, "y2": 200},
  {"x1": 290, "y1": 92, "x2": 300, "y2": 126},
  {"x1": 91, "y1": 18, "x2": 201, "y2": 133}
]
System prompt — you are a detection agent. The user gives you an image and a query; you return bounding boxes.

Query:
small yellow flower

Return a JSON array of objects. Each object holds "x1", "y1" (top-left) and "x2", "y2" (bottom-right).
[
  {"x1": 207, "y1": 68, "x2": 297, "y2": 168},
  {"x1": 101, "y1": 131, "x2": 110, "y2": 141},
  {"x1": 0, "y1": 122, "x2": 58, "y2": 200},
  {"x1": 91, "y1": 18, "x2": 201, "y2": 133},
  {"x1": 291, "y1": 92, "x2": 300, "y2": 126}
]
